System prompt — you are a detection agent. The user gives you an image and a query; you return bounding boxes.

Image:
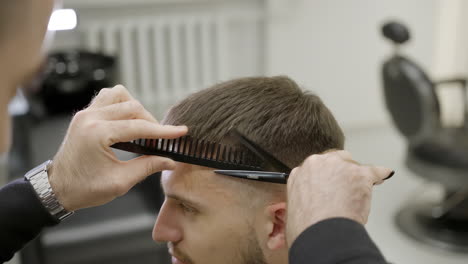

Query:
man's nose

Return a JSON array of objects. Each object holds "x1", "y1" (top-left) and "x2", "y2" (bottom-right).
[{"x1": 152, "y1": 201, "x2": 183, "y2": 243}]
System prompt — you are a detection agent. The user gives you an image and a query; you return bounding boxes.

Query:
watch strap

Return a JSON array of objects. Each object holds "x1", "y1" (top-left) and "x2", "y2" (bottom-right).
[{"x1": 25, "y1": 160, "x2": 74, "y2": 221}]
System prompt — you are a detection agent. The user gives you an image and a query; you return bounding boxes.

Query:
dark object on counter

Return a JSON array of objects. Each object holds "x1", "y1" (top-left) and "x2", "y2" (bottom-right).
[
  {"x1": 381, "y1": 21, "x2": 468, "y2": 252},
  {"x1": 39, "y1": 50, "x2": 116, "y2": 115}
]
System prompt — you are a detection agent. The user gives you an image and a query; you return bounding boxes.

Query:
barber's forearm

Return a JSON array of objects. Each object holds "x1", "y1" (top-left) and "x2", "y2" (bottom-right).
[
  {"x1": 0, "y1": 179, "x2": 58, "y2": 263},
  {"x1": 289, "y1": 218, "x2": 387, "y2": 264}
]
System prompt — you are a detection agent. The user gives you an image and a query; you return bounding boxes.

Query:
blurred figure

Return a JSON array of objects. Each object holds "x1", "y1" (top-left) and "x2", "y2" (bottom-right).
[
  {"x1": 0, "y1": 0, "x2": 56, "y2": 152},
  {"x1": 0, "y1": 1, "x2": 187, "y2": 262}
]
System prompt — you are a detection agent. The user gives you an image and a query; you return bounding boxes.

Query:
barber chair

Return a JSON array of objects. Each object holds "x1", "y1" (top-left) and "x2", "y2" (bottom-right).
[
  {"x1": 9, "y1": 50, "x2": 171, "y2": 263},
  {"x1": 381, "y1": 21, "x2": 468, "y2": 252}
]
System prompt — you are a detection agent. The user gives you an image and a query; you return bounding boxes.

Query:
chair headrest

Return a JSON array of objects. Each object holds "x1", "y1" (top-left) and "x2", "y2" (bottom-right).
[{"x1": 382, "y1": 21, "x2": 410, "y2": 45}]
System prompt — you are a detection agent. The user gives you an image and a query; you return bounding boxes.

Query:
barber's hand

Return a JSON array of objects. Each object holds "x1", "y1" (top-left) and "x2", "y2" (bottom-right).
[
  {"x1": 48, "y1": 85, "x2": 188, "y2": 211},
  {"x1": 285, "y1": 150, "x2": 393, "y2": 245}
]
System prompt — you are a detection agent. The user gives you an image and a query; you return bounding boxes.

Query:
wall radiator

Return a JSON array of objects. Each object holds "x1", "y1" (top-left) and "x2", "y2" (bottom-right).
[{"x1": 75, "y1": 7, "x2": 265, "y2": 117}]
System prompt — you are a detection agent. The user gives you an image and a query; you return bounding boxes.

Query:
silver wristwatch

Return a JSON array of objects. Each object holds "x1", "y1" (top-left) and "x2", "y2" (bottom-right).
[{"x1": 25, "y1": 160, "x2": 74, "y2": 221}]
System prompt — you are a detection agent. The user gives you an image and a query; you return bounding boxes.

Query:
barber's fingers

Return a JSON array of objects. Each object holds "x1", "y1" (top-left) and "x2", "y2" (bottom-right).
[
  {"x1": 323, "y1": 150, "x2": 393, "y2": 184},
  {"x1": 89, "y1": 85, "x2": 134, "y2": 108},
  {"x1": 96, "y1": 100, "x2": 158, "y2": 123},
  {"x1": 322, "y1": 149, "x2": 355, "y2": 163},
  {"x1": 103, "y1": 119, "x2": 188, "y2": 145},
  {"x1": 361, "y1": 165, "x2": 394, "y2": 185},
  {"x1": 321, "y1": 148, "x2": 340, "y2": 155},
  {"x1": 335, "y1": 150, "x2": 354, "y2": 162},
  {"x1": 373, "y1": 166, "x2": 395, "y2": 185},
  {"x1": 287, "y1": 167, "x2": 299, "y2": 193},
  {"x1": 118, "y1": 156, "x2": 176, "y2": 191}
]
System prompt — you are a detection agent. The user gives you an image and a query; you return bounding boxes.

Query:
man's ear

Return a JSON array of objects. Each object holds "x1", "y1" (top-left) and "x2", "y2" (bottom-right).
[{"x1": 264, "y1": 202, "x2": 287, "y2": 251}]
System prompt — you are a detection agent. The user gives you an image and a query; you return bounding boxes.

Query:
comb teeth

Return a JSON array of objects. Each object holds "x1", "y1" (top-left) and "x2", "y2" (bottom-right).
[
  {"x1": 193, "y1": 138, "x2": 199, "y2": 157},
  {"x1": 221, "y1": 145, "x2": 227, "y2": 161},
  {"x1": 233, "y1": 149, "x2": 238, "y2": 163},
  {"x1": 187, "y1": 137, "x2": 193, "y2": 156},
  {"x1": 215, "y1": 143, "x2": 221, "y2": 161},
  {"x1": 209, "y1": 141, "x2": 215, "y2": 160},
  {"x1": 169, "y1": 139, "x2": 174, "y2": 152},
  {"x1": 173, "y1": 138, "x2": 178, "y2": 153},
  {"x1": 111, "y1": 135, "x2": 264, "y2": 171},
  {"x1": 165, "y1": 139, "x2": 170, "y2": 152},
  {"x1": 166, "y1": 139, "x2": 171, "y2": 152},
  {"x1": 160, "y1": 139, "x2": 165, "y2": 151},
  {"x1": 200, "y1": 140, "x2": 205, "y2": 159},
  {"x1": 182, "y1": 137, "x2": 187, "y2": 154}
]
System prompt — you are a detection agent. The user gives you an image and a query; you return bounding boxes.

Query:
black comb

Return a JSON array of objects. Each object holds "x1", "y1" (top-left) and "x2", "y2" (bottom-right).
[
  {"x1": 230, "y1": 129, "x2": 291, "y2": 173},
  {"x1": 111, "y1": 136, "x2": 265, "y2": 171}
]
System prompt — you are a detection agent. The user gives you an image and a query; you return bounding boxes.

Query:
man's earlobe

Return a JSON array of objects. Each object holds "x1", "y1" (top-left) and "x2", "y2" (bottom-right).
[{"x1": 265, "y1": 202, "x2": 287, "y2": 250}]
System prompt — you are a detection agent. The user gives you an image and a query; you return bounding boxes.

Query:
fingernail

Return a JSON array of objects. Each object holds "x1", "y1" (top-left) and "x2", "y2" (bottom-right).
[
  {"x1": 384, "y1": 170, "x2": 395, "y2": 180},
  {"x1": 176, "y1": 126, "x2": 188, "y2": 133},
  {"x1": 373, "y1": 180, "x2": 384, "y2": 186},
  {"x1": 171, "y1": 125, "x2": 187, "y2": 129},
  {"x1": 164, "y1": 125, "x2": 188, "y2": 131}
]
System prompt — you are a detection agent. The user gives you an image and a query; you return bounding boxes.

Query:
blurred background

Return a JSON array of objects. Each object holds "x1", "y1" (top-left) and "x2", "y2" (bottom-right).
[{"x1": 5, "y1": 0, "x2": 468, "y2": 263}]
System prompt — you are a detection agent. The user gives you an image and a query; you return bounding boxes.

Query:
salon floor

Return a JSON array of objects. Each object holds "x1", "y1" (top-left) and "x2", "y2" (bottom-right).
[{"x1": 6, "y1": 124, "x2": 468, "y2": 264}]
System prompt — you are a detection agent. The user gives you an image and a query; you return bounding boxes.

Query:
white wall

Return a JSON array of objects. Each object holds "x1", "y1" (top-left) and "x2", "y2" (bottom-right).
[
  {"x1": 54, "y1": 0, "x2": 440, "y2": 128},
  {"x1": 53, "y1": 0, "x2": 265, "y2": 118},
  {"x1": 266, "y1": 0, "x2": 438, "y2": 129}
]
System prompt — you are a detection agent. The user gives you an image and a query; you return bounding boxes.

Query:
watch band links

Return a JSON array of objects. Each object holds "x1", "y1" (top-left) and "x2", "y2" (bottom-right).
[{"x1": 25, "y1": 160, "x2": 74, "y2": 221}]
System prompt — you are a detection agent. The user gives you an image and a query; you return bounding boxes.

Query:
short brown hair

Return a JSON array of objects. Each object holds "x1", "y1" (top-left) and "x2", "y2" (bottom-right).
[{"x1": 163, "y1": 76, "x2": 344, "y2": 168}]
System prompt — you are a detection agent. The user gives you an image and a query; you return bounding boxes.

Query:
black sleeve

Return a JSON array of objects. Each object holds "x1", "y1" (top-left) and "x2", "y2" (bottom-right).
[
  {"x1": 0, "y1": 179, "x2": 58, "y2": 263},
  {"x1": 289, "y1": 218, "x2": 387, "y2": 264}
]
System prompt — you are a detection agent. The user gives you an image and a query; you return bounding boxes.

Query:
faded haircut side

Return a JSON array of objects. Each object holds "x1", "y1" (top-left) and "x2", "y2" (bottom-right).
[{"x1": 162, "y1": 76, "x2": 344, "y2": 169}]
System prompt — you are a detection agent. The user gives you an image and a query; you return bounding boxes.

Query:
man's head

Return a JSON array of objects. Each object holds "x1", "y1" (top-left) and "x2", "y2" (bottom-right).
[
  {"x1": 153, "y1": 76, "x2": 344, "y2": 264},
  {"x1": 0, "y1": 0, "x2": 56, "y2": 153}
]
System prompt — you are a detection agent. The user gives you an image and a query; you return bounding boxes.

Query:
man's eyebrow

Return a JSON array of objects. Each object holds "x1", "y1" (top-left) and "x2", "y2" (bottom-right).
[
  {"x1": 159, "y1": 173, "x2": 204, "y2": 209},
  {"x1": 166, "y1": 193, "x2": 203, "y2": 209}
]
